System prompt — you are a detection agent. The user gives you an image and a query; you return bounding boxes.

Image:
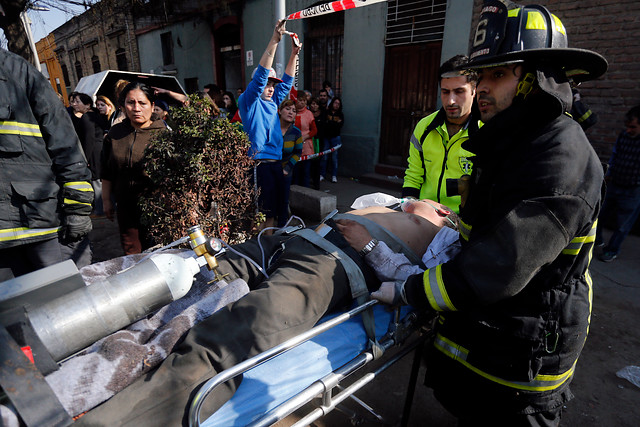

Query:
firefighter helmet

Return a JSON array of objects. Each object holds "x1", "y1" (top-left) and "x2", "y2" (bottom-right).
[{"x1": 466, "y1": 0, "x2": 607, "y2": 83}]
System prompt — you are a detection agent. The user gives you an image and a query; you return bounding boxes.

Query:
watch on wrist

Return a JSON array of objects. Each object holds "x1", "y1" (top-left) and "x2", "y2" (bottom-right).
[{"x1": 359, "y1": 238, "x2": 379, "y2": 257}]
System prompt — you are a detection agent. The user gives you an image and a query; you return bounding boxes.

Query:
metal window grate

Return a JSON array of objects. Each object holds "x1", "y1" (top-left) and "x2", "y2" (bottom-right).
[{"x1": 386, "y1": 0, "x2": 447, "y2": 46}]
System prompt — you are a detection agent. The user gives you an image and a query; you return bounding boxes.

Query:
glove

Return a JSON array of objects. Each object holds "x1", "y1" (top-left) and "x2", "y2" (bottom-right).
[
  {"x1": 371, "y1": 280, "x2": 408, "y2": 307},
  {"x1": 61, "y1": 215, "x2": 92, "y2": 243}
]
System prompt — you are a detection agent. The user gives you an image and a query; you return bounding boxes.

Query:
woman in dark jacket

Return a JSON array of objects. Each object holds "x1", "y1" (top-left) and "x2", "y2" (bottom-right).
[
  {"x1": 320, "y1": 97, "x2": 344, "y2": 183},
  {"x1": 70, "y1": 92, "x2": 106, "y2": 215},
  {"x1": 101, "y1": 82, "x2": 166, "y2": 254}
]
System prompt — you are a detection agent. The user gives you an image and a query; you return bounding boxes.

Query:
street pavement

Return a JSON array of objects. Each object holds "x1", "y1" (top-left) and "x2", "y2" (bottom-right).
[{"x1": 89, "y1": 175, "x2": 640, "y2": 426}]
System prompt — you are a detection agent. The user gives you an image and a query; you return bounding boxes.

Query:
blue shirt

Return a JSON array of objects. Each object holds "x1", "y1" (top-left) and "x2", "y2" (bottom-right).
[{"x1": 238, "y1": 65, "x2": 293, "y2": 160}]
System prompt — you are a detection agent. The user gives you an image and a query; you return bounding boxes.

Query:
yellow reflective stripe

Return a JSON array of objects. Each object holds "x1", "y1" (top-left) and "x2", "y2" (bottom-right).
[
  {"x1": 562, "y1": 222, "x2": 597, "y2": 255},
  {"x1": 0, "y1": 226, "x2": 60, "y2": 242},
  {"x1": 63, "y1": 198, "x2": 92, "y2": 206},
  {"x1": 552, "y1": 14, "x2": 566, "y2": 35},
  {"x1": 508, "y1": 9, "x2": 520, "y2": 18},
  {"x1": 524, "y1": 11, "x2": 566, "y2": 36},
  {"x1": 434, "y1": 333, "x2": 576, "y2": 392},
  {"x1": 458, "y1": 219, "x2": 471, "y2": 241},
  {"x1": 0, "y1": 121, "x2": 43, "y2": 137},
  {"x1": 64, "y1": 181, "x2": 94, "y2": 191},
  {"x1": 576, "y1": 109, "x2": 593, "y2": 124},
  {"x1": 423, "y1": 265, "x2": 457, "y2": 311}
]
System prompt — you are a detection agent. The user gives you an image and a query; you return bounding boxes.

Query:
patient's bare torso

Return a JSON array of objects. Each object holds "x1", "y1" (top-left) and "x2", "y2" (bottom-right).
[{"x1": 347, "y1": 206, "x2": 441, "y2": 257}]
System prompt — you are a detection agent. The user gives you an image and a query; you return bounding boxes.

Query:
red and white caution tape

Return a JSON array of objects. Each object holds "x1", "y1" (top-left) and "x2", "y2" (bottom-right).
[
  {"x1": 299, "y1": 144, "x2": 342, "y2": 161},
  {"x1": 286, "y1": 0, "x2": 387, "y2": 20}
]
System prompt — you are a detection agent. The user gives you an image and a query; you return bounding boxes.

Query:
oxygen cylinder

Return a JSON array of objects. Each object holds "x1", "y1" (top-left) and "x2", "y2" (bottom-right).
[{"x1": 27, "y1": 253, "x2": 200, "y2": 362}]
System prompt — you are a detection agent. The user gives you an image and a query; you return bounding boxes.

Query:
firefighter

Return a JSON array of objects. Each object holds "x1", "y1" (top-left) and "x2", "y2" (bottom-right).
[
  {"x1": 0, "y1": 48, "x2": 94, "y2": 280},
  {"x1": 373, "y1": 1, "x2": 607, "y2": 425}
]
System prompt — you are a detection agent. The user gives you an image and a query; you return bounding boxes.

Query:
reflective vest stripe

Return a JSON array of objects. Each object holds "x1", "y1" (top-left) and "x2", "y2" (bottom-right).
[
  {"x1": 0, "y1": 121, "x2": 43, "y2": 137},
  {"x1": 562, "y1": 221, "x2": 597, "y2": 255},
  {"x1": 458, "y1": 219, "x2": 471, "y2": 241},
  {"x1": 0, "y1": 226, "x2": 60, "y2": 242},
  {"x1": 64, "y1": 181, "x2": 94, "y2": 192},
  {"x1": 434, "y1": 333, "x2": 576, "y2": 392},
  {"x1": 63, "y1": 198, "x2": 92, "y2": 207},
  {"x1": 423, "y1": 264, "x2": 457, "y2": 311},
  {"x1": 409, "y1": 133, "x2": 422, "y2": 151}
]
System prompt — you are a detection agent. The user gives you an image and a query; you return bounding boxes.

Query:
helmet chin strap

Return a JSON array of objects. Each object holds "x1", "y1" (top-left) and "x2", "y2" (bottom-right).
[{"x1": 516, "y1": 72, "x2": 536, "y2": 99}]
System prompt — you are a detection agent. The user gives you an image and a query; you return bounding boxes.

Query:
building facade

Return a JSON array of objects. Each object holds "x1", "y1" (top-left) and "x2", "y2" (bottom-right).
[
  {"x1": 51, "y1": 0, "x2": 140, "y2": 101},
  {"x1": 35, "y1": 0, "x2": 639, "y2": 174}
]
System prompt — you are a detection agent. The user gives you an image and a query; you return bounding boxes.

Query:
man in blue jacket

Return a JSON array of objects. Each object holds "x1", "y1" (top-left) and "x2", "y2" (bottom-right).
[{"x1": 238, "y1": 20, "x2": 301, "y2": 232}]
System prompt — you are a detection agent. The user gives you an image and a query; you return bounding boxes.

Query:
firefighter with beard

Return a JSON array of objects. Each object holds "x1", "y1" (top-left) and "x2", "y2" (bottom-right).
[{"x1": 372, "y1": 1, "x2": 607, "y2": 424}]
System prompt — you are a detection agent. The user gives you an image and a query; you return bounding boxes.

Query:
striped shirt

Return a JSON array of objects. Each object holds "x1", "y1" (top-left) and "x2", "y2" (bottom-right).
[{"x1": 281, "y1": 124, "x2": 303, "y2": 173}]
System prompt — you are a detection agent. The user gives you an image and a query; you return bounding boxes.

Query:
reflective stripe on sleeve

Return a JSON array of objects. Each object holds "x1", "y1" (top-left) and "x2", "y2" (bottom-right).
[
  {"x1": 0, "y1": 226, "x2": 60, "y2": 242},
  {"x1": 63, "y1": 181, "x2": 94, "y2": 192},
  {"x1": 434, "y1": 333, "x2": 576, "y2": 392},
  {"x1": 458, "y1": 219, "x2": 471, "y2": 241},
  {"x1": 0, "y1": 121, "x2": 43, "y2": 137},
  {"x1": 63, "y1": 198, "x2": 92, "y2": 207},
  {"x1": 562, "y1": 221, "x2": 597, "y2": 255},
  {"x1": 423, "y1": 264, "x2": 457, "y2": 311},
  {"x1": 410, "y1": 133, "x2": 422, "y2": 151}
]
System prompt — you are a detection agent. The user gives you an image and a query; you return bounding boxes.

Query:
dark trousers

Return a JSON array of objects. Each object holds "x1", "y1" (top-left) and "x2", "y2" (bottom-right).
[
  {"x1": 0, "y1": 238, "x2": 64, "y2": 281},
  {"x1": 425, "y1": 347, "x2": 569, "y2": 427},
  {"x1": 595, "y1": 182, "x2": 640, "y2": 254},
  {"x1": 77, "y1": 234, "x2": 354, "y2": 426},
  {"x1": 116, "y1": 198, "x2": 151, "y2": 255}
]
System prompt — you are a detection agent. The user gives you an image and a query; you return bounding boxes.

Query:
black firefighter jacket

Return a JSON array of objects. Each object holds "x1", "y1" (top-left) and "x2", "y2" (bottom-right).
[
  {"x1": 0, "y1": 49, "x2": 93, "y2": 248},
  {"x1": 404, "y1": 92, "x2": 604, "y2": 402}
]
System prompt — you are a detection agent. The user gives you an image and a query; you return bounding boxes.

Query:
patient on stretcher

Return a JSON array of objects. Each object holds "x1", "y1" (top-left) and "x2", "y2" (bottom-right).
[{"x1": 2, "y1": 200, "x2": 460, "y2": 427}]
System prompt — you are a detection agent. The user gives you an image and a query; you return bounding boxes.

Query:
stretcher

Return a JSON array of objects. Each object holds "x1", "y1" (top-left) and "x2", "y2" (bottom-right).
[
  {"x1": 0, "y1": 238, "x2": 432, "y2": 426},
  {"x1": 196, "y1": 301, "x2": 430, "y2": 426}
]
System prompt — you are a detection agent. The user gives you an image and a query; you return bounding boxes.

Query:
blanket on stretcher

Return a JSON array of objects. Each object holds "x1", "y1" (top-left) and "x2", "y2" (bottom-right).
[{"x1": 0, "y1": 250, "x2": 249, "y2": 426}]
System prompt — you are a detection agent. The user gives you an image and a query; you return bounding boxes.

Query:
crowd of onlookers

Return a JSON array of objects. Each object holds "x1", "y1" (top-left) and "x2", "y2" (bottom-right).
[{"x1": 65, "y1": 67, "x2": 344, "y2": 256}]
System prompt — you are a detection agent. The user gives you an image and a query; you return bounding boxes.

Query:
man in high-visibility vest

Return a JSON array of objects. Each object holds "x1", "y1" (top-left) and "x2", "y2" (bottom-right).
[
  {"x1": 0, "y1": 48, "x2": 94, "y2": 280},
  {"x1": 402, "y1": 54, "x2": 482, "y2": 213},
  {"x1": 374, "y1": 1, "x2": 608, "y2": 424}
]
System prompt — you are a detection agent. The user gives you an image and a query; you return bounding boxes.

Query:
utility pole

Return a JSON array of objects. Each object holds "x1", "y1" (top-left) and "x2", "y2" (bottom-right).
[
  {"x1": 274, "y1": 0, "x2": 285, "y2": 78},
  {"x1": 19, "y1": 10, "x2": 40, "y2": 70}
]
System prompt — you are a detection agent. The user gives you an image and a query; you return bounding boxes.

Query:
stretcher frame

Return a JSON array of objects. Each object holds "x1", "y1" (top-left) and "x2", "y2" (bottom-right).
[{"x1": 189, "y1": 300, "x2": 432, "y2": 427}]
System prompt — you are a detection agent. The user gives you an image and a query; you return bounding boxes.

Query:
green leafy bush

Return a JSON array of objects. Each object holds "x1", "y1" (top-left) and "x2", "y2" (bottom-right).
[{"x1": 140, "y1": 95, "x2": 259, "y2": 245}]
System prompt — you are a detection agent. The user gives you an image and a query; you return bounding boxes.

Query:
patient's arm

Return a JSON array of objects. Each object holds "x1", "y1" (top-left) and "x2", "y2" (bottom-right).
[
  {"x1": 336, "y1": 219, "x2": 423, "y2": 282},
  {"x1": 366, "y1": 241, "x2": 423, "y2": 281}
]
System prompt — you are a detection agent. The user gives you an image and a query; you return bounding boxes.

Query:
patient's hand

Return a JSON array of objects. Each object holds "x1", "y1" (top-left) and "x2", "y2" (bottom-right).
[{"x1": 335, "y1": 219, "x2": 372, "y2": 252}]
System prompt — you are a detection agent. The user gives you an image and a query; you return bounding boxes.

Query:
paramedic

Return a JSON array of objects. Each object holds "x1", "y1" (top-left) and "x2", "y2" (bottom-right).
[
  {"x1": 373, "y1": 1, "x2": 607, "y2": 425},
  {"x1": 0, "y1": 48, "x2": 94, "y2": 281},
  {"x1": 238, "y1": 20, "x2": 300, "y2": 232},
  {"x1": 76, "y1": 200, "x2": 455, "y2": 426},
  {"x1": 402, "y1": 55, "x2": 481, "y2": 212}
]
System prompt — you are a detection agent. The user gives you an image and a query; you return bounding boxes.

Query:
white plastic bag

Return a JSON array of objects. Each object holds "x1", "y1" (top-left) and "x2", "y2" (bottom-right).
[
  {"x1": 351, "y1": 193, "x2": 407, "y2": 209},
  {"x1": 616, "y1": 366, "x2": 640, "y2": 388}
]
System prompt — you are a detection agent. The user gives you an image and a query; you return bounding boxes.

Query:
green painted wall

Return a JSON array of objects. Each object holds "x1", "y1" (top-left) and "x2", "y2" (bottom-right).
[{"x1": 340, "y1": 2, "x2": 387, "y2": 176}]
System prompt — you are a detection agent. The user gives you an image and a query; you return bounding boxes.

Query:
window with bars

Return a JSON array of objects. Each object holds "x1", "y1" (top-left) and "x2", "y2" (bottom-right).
[{"x1": 386, "y1": 0, "x2": 447, "y2": 46}]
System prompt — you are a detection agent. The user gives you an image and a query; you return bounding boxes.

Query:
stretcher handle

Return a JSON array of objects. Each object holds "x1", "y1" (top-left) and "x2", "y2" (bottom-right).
[{"x1": 188, "y1": 299, "x2": 378, "y2": 427}]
